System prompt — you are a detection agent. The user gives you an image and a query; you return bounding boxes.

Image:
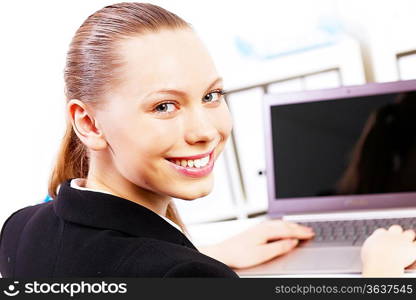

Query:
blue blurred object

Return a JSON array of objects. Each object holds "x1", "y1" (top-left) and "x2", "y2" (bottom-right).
[
  {"x1": 234, "y1": 36, "x2": 254, "y2": 58},
  {"x1": 43, "y1": 195, "x2": 53, "y2": 202},
  {"x1": 234, "y1": 16, "x2": 344, "y2": 60}
]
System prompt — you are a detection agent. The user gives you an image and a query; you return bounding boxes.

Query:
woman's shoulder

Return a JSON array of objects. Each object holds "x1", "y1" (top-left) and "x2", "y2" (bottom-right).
[
  {"x1": 114, "y1": 238, "x2": 239, "y2": 278},
  {"x1": 1, "y1": 202, "x2": 49, "y2": 240},
  {"x1": 0, "y1": 202, "x2": 239, "y2": 278}
]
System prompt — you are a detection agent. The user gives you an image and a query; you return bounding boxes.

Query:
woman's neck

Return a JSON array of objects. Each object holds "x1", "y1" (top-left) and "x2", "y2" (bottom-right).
[{"x1": 85, "y1": 159, "x2": 171, "y2": 216}]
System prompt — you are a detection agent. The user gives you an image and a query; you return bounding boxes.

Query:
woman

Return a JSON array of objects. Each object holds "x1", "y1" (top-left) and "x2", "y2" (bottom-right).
[{"x1": 0, "y1": 2, "x2": 414, "y2": 278}]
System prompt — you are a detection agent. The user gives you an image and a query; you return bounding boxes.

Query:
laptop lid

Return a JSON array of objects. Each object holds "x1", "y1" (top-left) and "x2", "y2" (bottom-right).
[{"x1": 264, "y1": 79, "x2": 416, "y2": 218}]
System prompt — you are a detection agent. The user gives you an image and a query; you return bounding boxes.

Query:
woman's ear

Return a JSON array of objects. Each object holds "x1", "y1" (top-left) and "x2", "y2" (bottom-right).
[{"x1": 67, "y1": 99, "x2": 107, "y2": 151}]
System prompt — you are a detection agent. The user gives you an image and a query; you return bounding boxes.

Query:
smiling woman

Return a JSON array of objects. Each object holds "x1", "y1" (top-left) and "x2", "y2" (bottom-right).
[
  {"x1": 0, "y1": 1, "x2": 412, "y2": 280},
  {"x1": 0, "y1": 2, "x2": 237, "y2": 278},
  {"x1": 84, "y1": 28, "x2": 233, "y2": 204}
]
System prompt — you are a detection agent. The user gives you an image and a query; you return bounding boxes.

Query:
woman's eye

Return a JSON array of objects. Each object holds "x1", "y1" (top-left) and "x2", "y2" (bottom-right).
[
  {"x1": 154, "y1": 102, "x2": 176, "y2": 113},
  {"x1": 202, "y1": 90, "x2": 225, "y2": 103}
]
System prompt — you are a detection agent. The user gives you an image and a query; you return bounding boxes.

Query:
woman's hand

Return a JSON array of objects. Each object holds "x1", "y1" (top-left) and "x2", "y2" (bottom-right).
[
  {"x1": 199, "y1": 219, "x2": 314, "y2": 269},
  {"x1": 361, "y1": 225, "x2": 416, "y2": 277}
]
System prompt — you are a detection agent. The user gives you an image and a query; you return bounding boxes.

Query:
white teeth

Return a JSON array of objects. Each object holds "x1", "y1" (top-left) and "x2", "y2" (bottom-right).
[
  {"x1": 200, "y1": 156, "x2": 209, "y2": 167},
  {"x1": 194, "y1": 159, "x2": 201, "y2": 168},
  {"x1": 171, "y1": 155, "x2": 210, "y2": 168}
]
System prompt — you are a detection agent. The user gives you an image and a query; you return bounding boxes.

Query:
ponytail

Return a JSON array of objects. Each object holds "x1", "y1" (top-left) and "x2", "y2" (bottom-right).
[{"x1": 48, "y1": 122, "x2": 88, "y2": 199}]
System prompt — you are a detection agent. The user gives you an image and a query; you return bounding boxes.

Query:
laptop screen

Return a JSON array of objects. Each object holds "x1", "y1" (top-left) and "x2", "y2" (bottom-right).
[{"x1": 271, "y1": 91, "x2": 416, "y2": 200}]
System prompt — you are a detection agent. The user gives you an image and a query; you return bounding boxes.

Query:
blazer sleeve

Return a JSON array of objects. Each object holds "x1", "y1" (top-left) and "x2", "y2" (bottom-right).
[{"x1": 163, "y1": 260, "x2": 239, "y2": 278}]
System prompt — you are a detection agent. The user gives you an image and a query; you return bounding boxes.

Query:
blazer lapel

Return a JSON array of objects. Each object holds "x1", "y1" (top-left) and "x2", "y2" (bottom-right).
[{"x1": 53, "y1": 179, "x2": 197, "y2": 250}]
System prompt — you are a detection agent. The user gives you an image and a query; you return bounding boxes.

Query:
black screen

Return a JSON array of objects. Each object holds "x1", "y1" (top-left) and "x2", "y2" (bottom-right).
[{"x1": 271, "y1": 91, "x2": 416, "y2": 199}]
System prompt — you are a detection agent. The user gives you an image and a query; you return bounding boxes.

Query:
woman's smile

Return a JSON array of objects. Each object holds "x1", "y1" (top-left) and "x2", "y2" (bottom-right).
[
  {"x1": 165, "y1": 148, "x2": 215, "y2": 178},
  {"x1": 67, "y1": 26, "x2": 233, "y2": 202}
]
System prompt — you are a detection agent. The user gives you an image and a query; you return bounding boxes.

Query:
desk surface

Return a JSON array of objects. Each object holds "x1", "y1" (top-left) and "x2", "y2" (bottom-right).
[{"x1": 187, "y1": 215, "x2": 416, "y2": 278}]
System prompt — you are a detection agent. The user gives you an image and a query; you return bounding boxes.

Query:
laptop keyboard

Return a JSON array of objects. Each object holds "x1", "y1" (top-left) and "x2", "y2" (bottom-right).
[{"x1": 296, "y1": 217, "x2": 416, "y2": 247}]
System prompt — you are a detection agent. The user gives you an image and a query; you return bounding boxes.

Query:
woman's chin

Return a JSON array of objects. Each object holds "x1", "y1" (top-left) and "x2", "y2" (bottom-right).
[
  {"x1": 178, "y1": 191, "x2": 210, "y2": 201},
  {"x1": 169, "y1": 176, "x2": 214, "y2": 200}
]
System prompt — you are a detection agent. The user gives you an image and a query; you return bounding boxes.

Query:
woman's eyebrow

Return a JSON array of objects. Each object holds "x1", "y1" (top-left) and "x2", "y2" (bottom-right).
[{"x1": 144, "y1": 77, "x2": 223, "y2": 98}]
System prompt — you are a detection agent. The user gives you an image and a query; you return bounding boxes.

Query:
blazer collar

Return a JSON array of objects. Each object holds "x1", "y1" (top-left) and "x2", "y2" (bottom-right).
[{"x1": 53, "y1": 179, "x2": 197, "y2": 250}]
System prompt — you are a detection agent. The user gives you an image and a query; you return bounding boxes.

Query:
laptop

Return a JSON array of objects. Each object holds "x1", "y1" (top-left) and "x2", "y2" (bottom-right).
[{"x1": 237, "y1": 79, "x2": 416, "y2": 275}]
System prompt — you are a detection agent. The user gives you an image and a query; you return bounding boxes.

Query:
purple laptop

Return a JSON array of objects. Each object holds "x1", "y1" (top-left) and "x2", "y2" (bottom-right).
[{"x1": 238, "y1": 79, "x2": 416, "y2": 276}]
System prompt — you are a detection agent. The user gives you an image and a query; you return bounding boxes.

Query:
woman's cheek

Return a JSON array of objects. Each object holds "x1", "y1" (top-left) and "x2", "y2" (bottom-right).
[
  {"x1": 141, "y1": 119, "x2": 182, "y2": 153},
  {"x1": 216, "y1": 104, "x2": 233, "y2": 140}
]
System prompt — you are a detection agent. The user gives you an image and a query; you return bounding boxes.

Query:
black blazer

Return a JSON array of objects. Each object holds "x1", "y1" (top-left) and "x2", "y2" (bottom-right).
[{"x1": 0, "y1": 179, "x2": 239, "y2": 278}]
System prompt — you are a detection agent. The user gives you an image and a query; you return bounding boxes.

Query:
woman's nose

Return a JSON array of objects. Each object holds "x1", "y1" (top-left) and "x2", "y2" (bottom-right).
[{"x1": 184, "y1": 112, "x2": 218, "y2": 145}]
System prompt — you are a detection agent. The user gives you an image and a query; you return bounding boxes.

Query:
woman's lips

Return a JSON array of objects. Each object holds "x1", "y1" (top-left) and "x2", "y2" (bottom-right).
[
  {"x1": 165, "y1": 149, "x2": 212, "y2": 161},
  {"x1": 165, "y1": 150, "x2": 215, "y2": 178}
]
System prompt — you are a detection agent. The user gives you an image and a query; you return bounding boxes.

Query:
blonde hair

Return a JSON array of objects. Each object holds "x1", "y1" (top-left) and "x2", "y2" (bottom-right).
[{"x1": 48, "y1": 2, "x2": 191, "y2": 233}]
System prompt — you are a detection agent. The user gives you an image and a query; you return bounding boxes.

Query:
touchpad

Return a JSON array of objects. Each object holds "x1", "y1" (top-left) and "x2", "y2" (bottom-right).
[{"x1": 236, "y1": 246, "x2": 362, "y2": 276}]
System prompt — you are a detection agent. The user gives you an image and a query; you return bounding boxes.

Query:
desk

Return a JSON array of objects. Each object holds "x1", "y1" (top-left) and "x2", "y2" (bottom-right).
[{"x1": 187, "y1": 215, "x2": 416, "y2": 278}]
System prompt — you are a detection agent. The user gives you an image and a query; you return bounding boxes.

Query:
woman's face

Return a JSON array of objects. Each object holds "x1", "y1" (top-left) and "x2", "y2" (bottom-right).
[{"x1": 95, "y1": 28, "x2": 232, "y2": 200}]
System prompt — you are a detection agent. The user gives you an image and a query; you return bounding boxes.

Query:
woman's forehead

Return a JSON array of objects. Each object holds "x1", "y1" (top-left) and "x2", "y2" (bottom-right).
[{"x1": 116, "y1": 29, "x2": 219, "y2": 96}]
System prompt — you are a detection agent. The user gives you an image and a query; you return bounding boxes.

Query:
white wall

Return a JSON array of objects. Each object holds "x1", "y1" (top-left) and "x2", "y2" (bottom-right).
[{"x1": 335, "y1": 0, "x2": 416, "y2": 82}]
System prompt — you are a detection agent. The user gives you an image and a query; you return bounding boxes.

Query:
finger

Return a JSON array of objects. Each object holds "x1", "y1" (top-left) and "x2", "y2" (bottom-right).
[
  {"x1": 272, "y1": 219, "x2": 311, "y2": 229},
  {"x1": 257, "y1": 239, "x2": 299, "y2": 262},
  {"x1": 259, "y1": 220, "x2": 313, "y2": 242},
  {"x1": 405, "y1": 245, "x2": 416, "y2": 267},
  {"x1": 288, "y1": 222, "x2": 314, "y2": 233},
  {"x1": 269, "y1": 221, "x2": 314, "y2": 240},
  {"x1": 282, "y1": 220, "x2": 314, "y2": 232},
  {"x1": 388, "y1": 225, "x2": 403, "y2": 233},
  {"x1": 267, "y1": 219, "x2": 298, "y2": 230},
  {"x1": 372, "y1": 228, "x2": 387, "y2": 235},
  {"x1": 291, "y1": 226, "x2": 315, "y2": 239},
  {"x1": 250, "y1": 220, "x2": 285, "y2": 243},
  {"x1": 403, "y1": 229, "x2": 416, "y2": 241}
]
